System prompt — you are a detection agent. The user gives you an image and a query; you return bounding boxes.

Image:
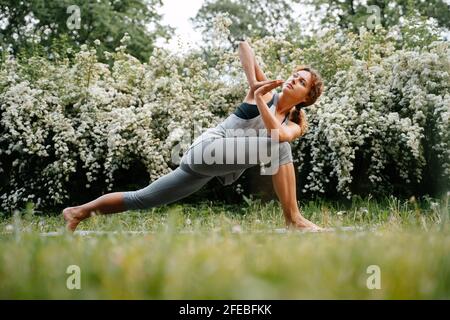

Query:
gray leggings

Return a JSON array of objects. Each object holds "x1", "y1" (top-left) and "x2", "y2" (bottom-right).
[{"x1": 123, "y1": 136, "x2": 293, "y2": 210}]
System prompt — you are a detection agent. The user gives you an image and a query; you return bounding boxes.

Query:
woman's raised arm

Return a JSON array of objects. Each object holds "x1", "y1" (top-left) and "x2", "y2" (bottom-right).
[
  {"x1": 254, "y1": 54, "x2": 268, "y2": 82},
  {"x1": 238, "y1": 40, "x2": 258, "y2": 90},
  {"x1": 239, "y1": 40, "x2": 270, "y2": 99}
]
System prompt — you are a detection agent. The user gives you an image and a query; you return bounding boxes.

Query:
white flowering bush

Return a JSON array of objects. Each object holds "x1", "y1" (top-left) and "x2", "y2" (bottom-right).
[
  {"x1": 0, "y1": 26, "x2": 251, "y2": 210},
  {"x1": 0, "y1": 17, "x2": 449, "y2": 211},
  {"x1": 293, "y1": 31, "x2": 450, "y2": 199}
]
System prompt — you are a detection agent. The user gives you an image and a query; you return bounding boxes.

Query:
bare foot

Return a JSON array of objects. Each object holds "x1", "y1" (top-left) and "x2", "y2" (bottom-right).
[
  {"x1": 63, "y1": 207, "x2": 90, "y2": 232},
  {"x1": 287, "y1": 215, "x2": 324, "y2": 232}
]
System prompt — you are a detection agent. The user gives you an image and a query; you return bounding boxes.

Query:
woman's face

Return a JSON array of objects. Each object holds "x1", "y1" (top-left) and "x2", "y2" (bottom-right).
[{"x1": 281, "y1": 70, "x2": 312, "y2": 105}]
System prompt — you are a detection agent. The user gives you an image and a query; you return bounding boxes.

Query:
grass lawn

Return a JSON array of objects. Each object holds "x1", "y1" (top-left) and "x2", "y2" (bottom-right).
[{"x1": 0, "y1": 195, "x2": 449, "y2": 299}]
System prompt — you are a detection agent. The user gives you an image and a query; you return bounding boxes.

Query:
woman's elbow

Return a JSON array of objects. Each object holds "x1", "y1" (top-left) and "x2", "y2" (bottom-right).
[
  {"x1": 282, "y1": 125, "x2": 308, "y2": 143},
  {"x1": 271, "y1": 129, "x2": 291, "y2": 143},
  {"x1": 239, "y1": 39, "x2": 248, "y2": 46},
  {"x1": 238, "y1": 40, "x2": 252, "y2": 54}
]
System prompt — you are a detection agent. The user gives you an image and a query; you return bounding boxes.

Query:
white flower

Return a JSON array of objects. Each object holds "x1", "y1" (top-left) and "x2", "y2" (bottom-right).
[
  {"x1": 430, "y1": 202, "x2": 439, "y2": 210},
  {"x1": 231, "y1": 225, "x2": 242, "y2": 233}
]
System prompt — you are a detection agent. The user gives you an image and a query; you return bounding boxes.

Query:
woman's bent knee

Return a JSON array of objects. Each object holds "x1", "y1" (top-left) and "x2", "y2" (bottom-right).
[{"x1": 122, "y1": 191, "x2": 143, "y2": 211}]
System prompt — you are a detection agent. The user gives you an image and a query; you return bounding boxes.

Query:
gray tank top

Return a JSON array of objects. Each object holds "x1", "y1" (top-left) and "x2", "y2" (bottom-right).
[{"x1": 186, "y1": 91, "x2": 289, "y2": 186}]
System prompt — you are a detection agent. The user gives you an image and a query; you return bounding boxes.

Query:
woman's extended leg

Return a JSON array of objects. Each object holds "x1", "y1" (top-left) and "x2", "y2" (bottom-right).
[
  {"x1": 271, "y1": 162, "x2": 322, "y2": 230},
  {"x1": 63, "y1": 166, "x2": 213, "y2": 231}
]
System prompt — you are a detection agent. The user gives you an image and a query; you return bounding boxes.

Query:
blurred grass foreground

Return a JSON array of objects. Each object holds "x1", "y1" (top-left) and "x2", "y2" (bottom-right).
[{"x1": 0, "y1": 195, "x2": 449, "y2": 299}]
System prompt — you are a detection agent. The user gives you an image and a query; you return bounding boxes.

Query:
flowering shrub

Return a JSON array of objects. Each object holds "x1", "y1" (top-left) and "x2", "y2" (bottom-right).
[
  {"x1": 0, "y1": 18, "x2": 449, "y2": 211},
  {"x1": 0, "y1": 36, "x2": 242, "y2": 210},
  {"x1": 293, "y1": 31, "x2": 449, "y2": 199}
]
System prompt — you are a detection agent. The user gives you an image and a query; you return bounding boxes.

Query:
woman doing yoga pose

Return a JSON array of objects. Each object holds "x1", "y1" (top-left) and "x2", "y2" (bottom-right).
[{"x1": 63, "y1": 40, "x2": 324, "y2": 232}]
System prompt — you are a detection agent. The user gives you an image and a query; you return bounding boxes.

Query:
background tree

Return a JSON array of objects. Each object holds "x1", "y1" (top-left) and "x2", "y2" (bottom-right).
[
  {"x1": 190, "y1": 0, "x2": 299, "y2": 50},
  {"x1": 0, "y1": 0, "x2": 174, "y2": 62},
  {"x1": 304, "y1": 0, "x2": 450, "y2": 34}
]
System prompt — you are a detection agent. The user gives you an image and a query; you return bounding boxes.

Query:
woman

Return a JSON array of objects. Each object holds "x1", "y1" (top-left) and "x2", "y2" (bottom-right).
[{"x1": 63, "y1": 40, "x2": 324, "y2": 232}]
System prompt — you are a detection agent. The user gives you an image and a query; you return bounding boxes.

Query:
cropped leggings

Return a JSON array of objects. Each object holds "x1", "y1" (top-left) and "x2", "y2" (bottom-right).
[{"x1": 122, "y1": 136, "x2": 293, "y2": 210}]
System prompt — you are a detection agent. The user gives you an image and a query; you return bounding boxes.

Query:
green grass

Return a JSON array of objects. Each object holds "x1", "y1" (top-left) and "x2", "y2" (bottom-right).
[{"x1": 0, "y1": 195, "x2": 449, "y2": 299}]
